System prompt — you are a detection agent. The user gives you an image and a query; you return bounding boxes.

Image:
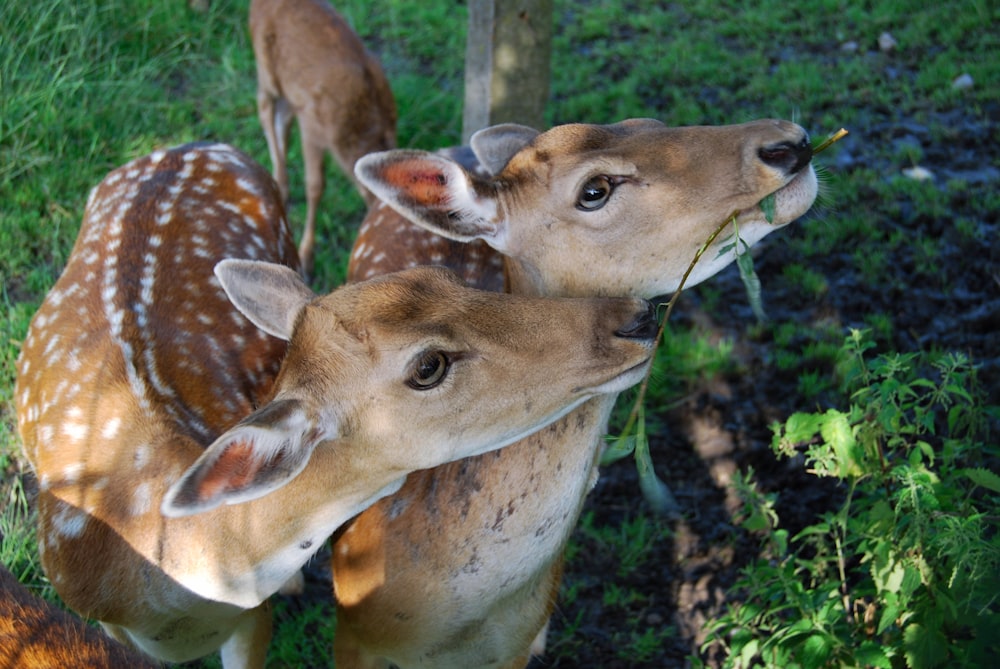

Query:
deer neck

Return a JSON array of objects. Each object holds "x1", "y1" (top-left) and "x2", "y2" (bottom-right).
[
  {"x1": 163, "y1": 442, "x2": 405, "y2": 609},
  {"x1": 43, "y1": 414, "x2": 406, "y2": 612},
  {"x1": 502, "y1": 257, "x2": 558, "y2": 298}
]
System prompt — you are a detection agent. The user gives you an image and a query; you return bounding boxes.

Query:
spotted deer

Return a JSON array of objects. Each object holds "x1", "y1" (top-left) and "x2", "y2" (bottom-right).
[
  {"x1": 250, "y1": 0, "x2": 397, "y2": 276},
  {"x1": 13, "y1": 142, "x2": 657, "y2": 667},
  {"x1": 332, "y1": 118, "x2": 819, "y2": 668},
  {"x1": 0, "y1": 564, "x2": 158, "y2": 669}
]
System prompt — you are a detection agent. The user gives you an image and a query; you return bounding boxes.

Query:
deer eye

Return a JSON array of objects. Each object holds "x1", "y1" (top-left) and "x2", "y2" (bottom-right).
[
  {"x1": 406, "y1": 351, "x2": 449, "y2": 389},
  {"x1": 576, "y1": 175, "x2": 615, "y2": 211}
]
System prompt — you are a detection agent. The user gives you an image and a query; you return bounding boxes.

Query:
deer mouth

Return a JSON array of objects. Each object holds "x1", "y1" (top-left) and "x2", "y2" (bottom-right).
[
  {"x1": 766, "y1": 163, "x2": 819, "y2": 226},
  {"x1": 579, "y1": 357, "x2": 653, "y2": 396}
]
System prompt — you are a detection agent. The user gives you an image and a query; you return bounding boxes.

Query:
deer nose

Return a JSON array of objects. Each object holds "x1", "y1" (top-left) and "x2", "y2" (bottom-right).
[
  {"x1": 758, "y1": 134, "x2": 813, "y2": 175},
  {"x1": 615, "y1": 300, "x2": 659, "y2": 340}
]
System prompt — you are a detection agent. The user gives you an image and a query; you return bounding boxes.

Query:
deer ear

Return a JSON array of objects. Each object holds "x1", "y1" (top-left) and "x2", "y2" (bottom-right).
[
  {"x1": 162, "y1": 399, "x2": 335, "y2": 517},
  {"x1": 215, "y1": 259, "x2": 315, "y2": 340},
  {"x1": 470, "y1": 123, "x2": 539, "y2": 175},
  {"x1": 354, "y1": 150, "x2": 504, "y2": 245}
]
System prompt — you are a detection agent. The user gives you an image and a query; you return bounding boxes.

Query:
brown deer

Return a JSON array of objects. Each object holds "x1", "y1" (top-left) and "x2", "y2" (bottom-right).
[
  {"x1": 331, "y1": 118, "x2": 819, "y2": 667},
  {"x1": 250, "y1": 0, "x2": 397, "y2": 276},
  {"x1": 0, "y1": 564, "x2": 158, "y2": 669},
  {"x1": 13, "y1": 142, "x2": 656, "y2": 667}
]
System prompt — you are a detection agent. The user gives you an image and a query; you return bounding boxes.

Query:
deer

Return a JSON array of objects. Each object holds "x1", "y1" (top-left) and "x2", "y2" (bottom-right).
[
  {"x1": 250, "y1": 0, "x2": 397, "y2": 277},
  {"x1": 13, "y1": 141, "x2": 657, "y2": 668},
  {"x1": 329, "y1": 117, "x2": 820, "y2": 668},
  {"x1": 0, "y1": 564, "x2": 158, "y2": 669}
]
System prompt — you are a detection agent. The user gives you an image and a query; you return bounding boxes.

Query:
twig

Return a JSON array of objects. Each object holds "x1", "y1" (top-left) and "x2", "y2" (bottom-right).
[
  {"x1": 618, "y1": 211, "x2": 739, "y2": 438},
  {"x1": 813, "y1": 128, "x2": 849, "y2": 154}
]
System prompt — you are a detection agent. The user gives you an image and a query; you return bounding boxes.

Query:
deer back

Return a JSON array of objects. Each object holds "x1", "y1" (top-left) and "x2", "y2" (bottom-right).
[{"x1": 14, "y1": 142, "x2": 299, "y2": 665}]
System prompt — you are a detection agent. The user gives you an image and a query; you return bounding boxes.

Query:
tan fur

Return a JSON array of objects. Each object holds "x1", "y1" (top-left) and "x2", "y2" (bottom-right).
[
  {"x1": 335, "y1": 118, "x2": 820, "y2": 667},
  {"x1": 14, "y1": 142, "x2": 655, "y2": 667},
  {"x1": 249, "y1": 0, "x2": 397, "y2": 276}
]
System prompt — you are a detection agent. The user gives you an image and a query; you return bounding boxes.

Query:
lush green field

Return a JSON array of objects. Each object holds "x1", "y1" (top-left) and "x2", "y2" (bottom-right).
[{"x1": 2, "y1": 0, "x2": 997, "y2": 667}]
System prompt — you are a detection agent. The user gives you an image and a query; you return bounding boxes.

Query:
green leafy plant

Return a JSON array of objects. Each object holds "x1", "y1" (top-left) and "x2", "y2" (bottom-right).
[{"x1": 700, "y1": 329, "x2": 1000, "y2": 669}]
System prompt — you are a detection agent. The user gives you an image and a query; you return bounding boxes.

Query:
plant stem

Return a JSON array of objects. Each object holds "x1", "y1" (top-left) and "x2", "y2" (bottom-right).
[
  {"x1": 618, "y1": 211, "x2": 739, "y2": 439},
  {"x1": 813, "y1": 128, "x2": 849, "y2": 154}
]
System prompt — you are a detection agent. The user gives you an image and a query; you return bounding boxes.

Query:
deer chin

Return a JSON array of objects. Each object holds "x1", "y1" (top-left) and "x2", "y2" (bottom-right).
[
  {"x1": 774, "y1": 163, "x2": 819, "y2": 225},
  {"x1": 730, "y1": 164, "x2": 818, "y2": 243},
  {"x1": 753, "y1": 163, "x2": 819, "y2": 228}
]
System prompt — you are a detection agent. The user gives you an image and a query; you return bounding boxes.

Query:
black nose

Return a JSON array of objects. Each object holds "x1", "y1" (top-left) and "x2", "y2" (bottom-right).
[
  {"x1": 615, "y1": 301, "x2": 658, "y2": 340},
  {"x1": 758, "y1": 134, "x2": 813, "y2": 174}
]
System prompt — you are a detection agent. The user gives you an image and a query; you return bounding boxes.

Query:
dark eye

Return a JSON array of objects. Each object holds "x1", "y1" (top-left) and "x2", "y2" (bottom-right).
[
  {"x1": 577, "y1": 175, "x2": 614, "y2": 210},
  {"x1": 407, "y1": 351, "x2": 449, "y2": 389}
]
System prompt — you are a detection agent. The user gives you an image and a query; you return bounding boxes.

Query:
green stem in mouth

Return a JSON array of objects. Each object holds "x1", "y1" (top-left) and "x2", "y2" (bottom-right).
[{"x1": 814, "y1": 127, "x2": 849, "y2": 154}]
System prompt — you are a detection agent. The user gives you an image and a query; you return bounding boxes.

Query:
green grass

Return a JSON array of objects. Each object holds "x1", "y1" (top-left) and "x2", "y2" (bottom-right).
[{"x1": 2, "y1": 0, "x2": 998, "y2": 666}]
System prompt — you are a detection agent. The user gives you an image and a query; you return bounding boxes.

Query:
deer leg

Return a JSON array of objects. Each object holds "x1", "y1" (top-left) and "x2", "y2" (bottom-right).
[
  {"x1": 257, "y1": 91, "x2": 295, "y2": 207},
  {"x1": 298, "y1": 136, "x2": 325, "y2": 278},
  {"x1": 333, "y1": 613, "x2": 383, "y2": 669},
  {"x1": 219, "y1": 602, "x2": 272, "y2": 669}
]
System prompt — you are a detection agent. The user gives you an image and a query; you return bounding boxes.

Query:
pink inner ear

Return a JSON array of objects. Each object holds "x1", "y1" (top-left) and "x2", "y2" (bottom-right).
[
  {"x1": 197, "y1": 439, "x2": 261, "y2": 501},
  {"x1": 384, "y1": 159, "x2": 450, "y2": 207}
]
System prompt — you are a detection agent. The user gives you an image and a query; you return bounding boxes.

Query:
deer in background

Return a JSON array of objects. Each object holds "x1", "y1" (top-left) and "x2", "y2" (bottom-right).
[
  {"x1": 14, "y1": 142, "x2": 657, "y2": 667},
  {"x1": 0, "y1": 564, "x2": 158, "y2": 669},
  {"x1": 331, "y1": 118, "x2": 819, "y2": 668},
  {"x1": 250, "y1": 0, "x2": 397, "y2": 277}
]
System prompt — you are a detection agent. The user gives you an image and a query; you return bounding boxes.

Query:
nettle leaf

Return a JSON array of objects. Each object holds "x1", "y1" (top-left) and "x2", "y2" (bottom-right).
[
  {"x1": 741, "y1": 503, "x2": 773, "y2": 533},
  {"x1": 782, "y1": 411, "x2": 826, "y2": 443},
  {"x1": 855, "y1": 640, "x2": 892, "y2": 669},
  {"x1": 878, "y1": 599, "x2": 901, "y2": 636},
  {"x1": 961, "y1": 467, "x2": 1000, "y2": 494},
  {"x1": 799, "y1": 632, "x2": 834, "y2": 669},
  {"x1": 866, "y1": 499, "x2": 895, "y2": 533},
  {"x1": 737, "y1": 636, "x2": 760, "y2": 668},
  {"x1": 874, "y1": 556, "x2": 906, "y2": 595},
  {"x1": 899, "y1": 563, "x2": 923, "y2": 598},
  {"x1": 904, "y1": 621, "x2": 949, "y2": 669},
  {"x1": 820, "y1": 410, "x2": 864, "y2": 477}
]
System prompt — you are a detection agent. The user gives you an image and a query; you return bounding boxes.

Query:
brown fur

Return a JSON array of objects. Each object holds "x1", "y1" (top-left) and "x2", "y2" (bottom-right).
[{"x1": 0, "y1": 564, "x2": 158, "y2": 669}]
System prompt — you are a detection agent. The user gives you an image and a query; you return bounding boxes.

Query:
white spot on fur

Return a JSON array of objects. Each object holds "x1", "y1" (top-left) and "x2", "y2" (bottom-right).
[
  {"x1": 52, "y1": 505, "x2": 88, "y2": 538},
  {"x1": 131, "y1": 482, "x2": 152, "y2": 516},
  {"x1": 102, "y1": 417, "x2": 121, "y2": 440},
  {"x1": 62, "y1": 421, "x2": 89, "y2": 442},
  {"x1": 62, "y1": 462, "x2": 84, "y2": 484},
  {"x1": 134, "y1": 443, "x2": 150, "y2": 469}
]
